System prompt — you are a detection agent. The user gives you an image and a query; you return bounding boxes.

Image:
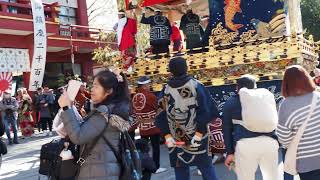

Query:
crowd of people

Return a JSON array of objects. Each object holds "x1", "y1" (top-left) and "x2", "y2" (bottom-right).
[
  {"x1": 0, "y1": 82, "x2": 91, "y2": 143},
  {"x1": 1, "y1": 57, "x2": 320, "y2": 180}
]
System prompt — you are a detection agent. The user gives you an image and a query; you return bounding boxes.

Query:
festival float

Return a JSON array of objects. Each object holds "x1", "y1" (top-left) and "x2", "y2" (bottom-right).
[{"x1": 112, "y1": 0, "x2": 319, "y2": 108}]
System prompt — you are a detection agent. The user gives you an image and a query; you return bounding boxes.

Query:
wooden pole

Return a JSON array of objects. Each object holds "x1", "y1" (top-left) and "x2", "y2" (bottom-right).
[{"x1": 287, "y1": 0, "x2": 303, "y2": 35}]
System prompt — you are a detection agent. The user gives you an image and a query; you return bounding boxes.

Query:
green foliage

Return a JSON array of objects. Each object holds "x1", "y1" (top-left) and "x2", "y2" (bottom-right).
[
  {"x1": 135, "y1": 16, "x2": 150, "y2": 56},
  {"x1": 92, "y1": 46, "x2": 121, "y2": 67},
  {"x1": 301, "y1": 0, "x2": 320, "y2": 40},
  {"x1": 54, "y1": 74, "x2": 82, "y2": 88},
  {"x1": 118, "y1": 0, "x2": 125, "y2": 10},
  {"x1": 92, "y1": 31, "x2": 122, "y2": 67},
  {"x1": 55, "y1": 74, "x2": 67, "y2": 87}
]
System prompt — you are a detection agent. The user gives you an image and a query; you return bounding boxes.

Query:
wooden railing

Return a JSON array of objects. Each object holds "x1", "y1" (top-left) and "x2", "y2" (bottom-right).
[
  {"x1": 58, "y1": 24, "x2": 117, "y2": 43},
  {"x1": 0, "y1": 1, "x2": 117, "y2": 44}
]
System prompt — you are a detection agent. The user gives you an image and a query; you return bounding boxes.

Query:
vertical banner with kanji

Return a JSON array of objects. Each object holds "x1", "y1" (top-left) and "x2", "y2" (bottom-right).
[{"x1": 29, "y1": 0, "x2": 47, "y2": 91}]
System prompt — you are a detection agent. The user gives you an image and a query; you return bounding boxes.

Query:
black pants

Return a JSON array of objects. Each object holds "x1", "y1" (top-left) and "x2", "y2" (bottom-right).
[
  {"x1": 299, "y1": 169, "x2": 320, "y2": 180},
  {"x1": 35, "y1": 111, "x2": 41, "y2": 132},
  {"x1": 129, "y1": 131, "x2": 135, "y2": 141},
  {"x1": 152, "y1": 44, "x2": 169, "y2": 54},
  {"x1": 142, "y1": 171, "x2": 152, "y2": 180},
  {"x1": 40, "y1": 118, "x2": 53, "y2": 132},
  {"x1": 142, "y1": 134, "x2": 160, "y2": 169}
]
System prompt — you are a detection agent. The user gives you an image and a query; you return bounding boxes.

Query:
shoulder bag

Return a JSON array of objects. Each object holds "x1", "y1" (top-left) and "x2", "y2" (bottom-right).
[{"x1": 284, "y1": 92, "x2": 318, "y2": 175}]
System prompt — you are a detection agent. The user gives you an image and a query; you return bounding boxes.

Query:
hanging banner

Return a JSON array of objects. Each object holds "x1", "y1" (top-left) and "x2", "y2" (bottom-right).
[
  {"x1": 0, "y1": 48, "x2": 30, "y2": 73},
  {"x1": 0, "y1": 72, "x2": 12, "y2": 99},
  {"x1": 29, "y1": 0, "x2": 47, "y2": 91}
]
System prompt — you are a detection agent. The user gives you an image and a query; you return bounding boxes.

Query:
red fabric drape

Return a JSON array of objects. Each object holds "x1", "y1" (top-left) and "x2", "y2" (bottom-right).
[
  {"x1": 125, "y1": 0, "x2": 173, "y2": 9},
  {"x1": 142, "y1": 0, "x2": 172, "y2": 6}
]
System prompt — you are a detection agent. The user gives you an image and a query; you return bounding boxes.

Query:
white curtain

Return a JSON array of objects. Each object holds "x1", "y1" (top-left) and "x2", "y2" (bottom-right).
[{"x1": 0, "y1": 48, "x2": 30, "y2": 73}]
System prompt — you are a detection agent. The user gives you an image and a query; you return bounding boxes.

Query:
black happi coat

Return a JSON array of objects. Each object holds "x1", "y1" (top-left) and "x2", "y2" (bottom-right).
[
  {"x1": 141, "y1": 14, "x2": 172, "y2": 46},
  {"x1": 180, "y1": 13, "x2": 204, "y2": 49},
  {"x1": 156, "y1": 75, "x2": 219, "y2": 167}
]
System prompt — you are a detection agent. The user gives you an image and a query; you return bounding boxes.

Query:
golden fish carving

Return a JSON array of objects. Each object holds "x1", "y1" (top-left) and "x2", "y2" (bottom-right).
[{"x1": 224, "y1": 0, "x2": 243, "y2": 31}]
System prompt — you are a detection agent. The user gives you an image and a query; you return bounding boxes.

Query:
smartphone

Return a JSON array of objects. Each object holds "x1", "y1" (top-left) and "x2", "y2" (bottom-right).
[{"x1": 67, "y1": 80, "x2": 82, "y2": 101}]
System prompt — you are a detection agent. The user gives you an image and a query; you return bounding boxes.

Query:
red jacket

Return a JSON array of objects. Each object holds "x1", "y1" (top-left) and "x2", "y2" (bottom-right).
[
  {"x1": 131, "y1": 88, "x2": 161, "y2": 136},
  {"x1": 119, "y1": 18, "x2": 137, "y2": 51},
  {"x1": 171, "y1": 24, "x2": 182, "y2": 41}
]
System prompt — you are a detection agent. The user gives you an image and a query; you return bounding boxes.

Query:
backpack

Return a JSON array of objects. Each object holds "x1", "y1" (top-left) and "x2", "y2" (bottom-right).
[
  {"x1": 101, "y1": 115, "x2": 142, "y2": 180},
  {"x1": 39, "y1": 138, "x2": 68, "y2": 177},
  {"x1": 239, "y1": 88, "x2": 278, "y2": 133},
  {"x1": 39, "y1": 135, "x2": 104, "y2": 180}
]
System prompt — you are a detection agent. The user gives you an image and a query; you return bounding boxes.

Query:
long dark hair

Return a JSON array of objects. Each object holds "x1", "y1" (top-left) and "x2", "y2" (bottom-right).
[{"x1": 94, "y1": 70, "x2": 130, "y2": 106}]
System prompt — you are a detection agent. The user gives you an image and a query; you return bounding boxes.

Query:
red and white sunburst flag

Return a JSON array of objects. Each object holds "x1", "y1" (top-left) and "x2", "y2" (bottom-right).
[{"x1": 0, "y1": 72, "x2": 12, "y2": 97}]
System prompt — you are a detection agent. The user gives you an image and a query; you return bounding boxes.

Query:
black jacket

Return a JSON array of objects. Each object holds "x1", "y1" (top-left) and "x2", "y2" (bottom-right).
[
  {"x1": 141, "y1": 14, "x2": 172, "y2": 45},
  {"x1": 180, "y1": 13, "x2": 204, "y2": 49},
  {"x1": 0, "y1": 113, "x2": 4, "y2": 136}
]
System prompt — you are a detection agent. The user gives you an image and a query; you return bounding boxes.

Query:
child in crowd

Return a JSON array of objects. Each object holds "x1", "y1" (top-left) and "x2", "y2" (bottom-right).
[{"x1": 135, "y1": 139, "x2": 157, "y2": 180}]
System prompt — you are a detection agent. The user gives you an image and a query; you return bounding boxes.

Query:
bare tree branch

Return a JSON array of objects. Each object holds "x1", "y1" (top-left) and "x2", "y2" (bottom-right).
[
  {"x1": 87, "y1": 0, "x2": 100, "y2": 11},
  {"x1": 87, "y1": 0, "x2": 116, "y2": 23},
  {"x1": 89, "y1": 12, "x2": 105, "y2": 23},
  {"x1": 88, "y1": 5, "x2": 105, "y2": 17}
]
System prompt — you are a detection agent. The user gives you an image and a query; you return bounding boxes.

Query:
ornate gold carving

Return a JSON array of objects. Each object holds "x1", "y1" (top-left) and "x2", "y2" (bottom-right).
[
  {"x1": 128, "y1": 32, "x2": 318, "y2": 90},
  {"x1": 210, "y1": 23, "x2": 238, "y2": 45},
  {"x1": 239, "y1": 30, "x2": 258, "y2": 42}
]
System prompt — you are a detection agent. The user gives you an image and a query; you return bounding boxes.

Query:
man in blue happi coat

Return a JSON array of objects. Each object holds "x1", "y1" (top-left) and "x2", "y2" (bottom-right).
[{"x1": 156, "y1": 57, "x2": 219, "y2": 180}]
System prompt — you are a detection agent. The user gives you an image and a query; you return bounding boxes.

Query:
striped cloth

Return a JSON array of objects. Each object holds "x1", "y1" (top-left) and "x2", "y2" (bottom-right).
[{"x1": 277, "y1": 91, "x2": 320, "y2": 173}]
